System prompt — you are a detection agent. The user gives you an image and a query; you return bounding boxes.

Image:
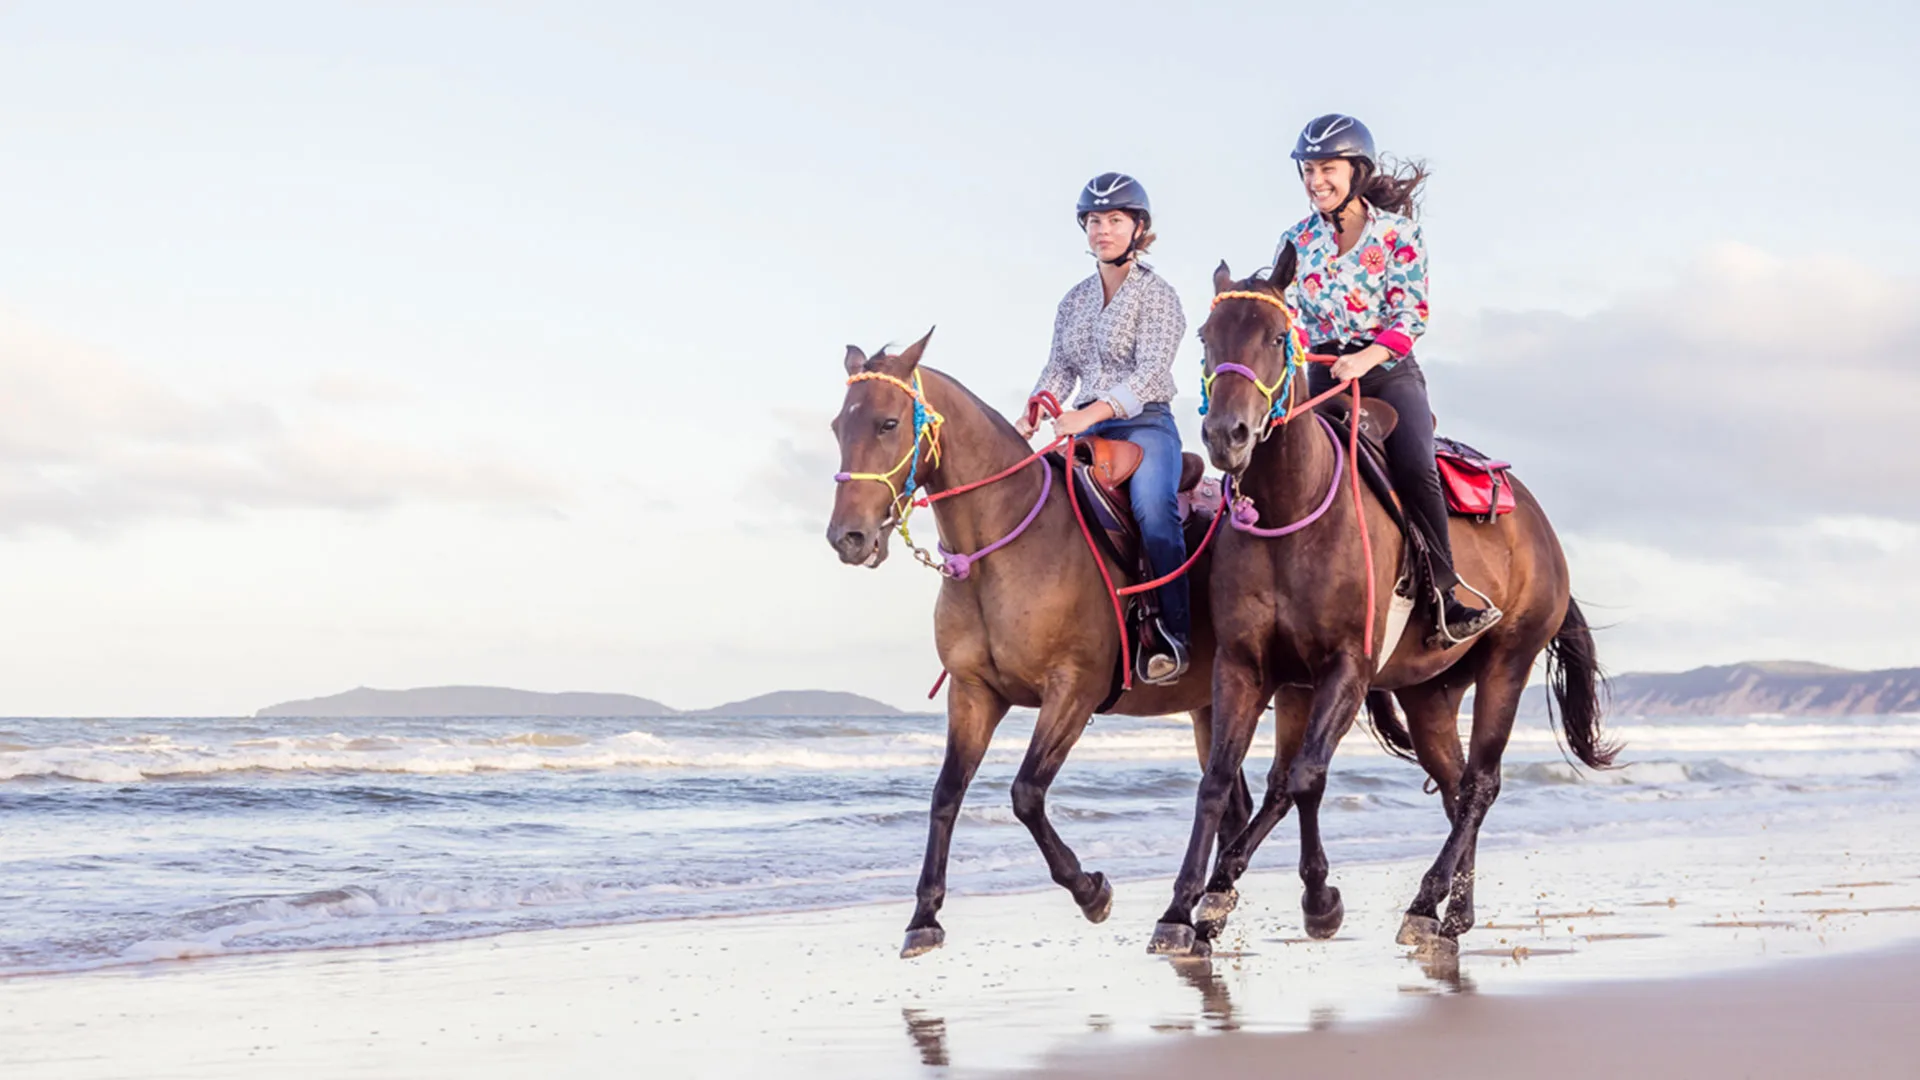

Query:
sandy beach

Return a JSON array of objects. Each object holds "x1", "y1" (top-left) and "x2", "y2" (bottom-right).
[{"x1": 5, "y1": 801, "x2": 1919, "y2": 1078}]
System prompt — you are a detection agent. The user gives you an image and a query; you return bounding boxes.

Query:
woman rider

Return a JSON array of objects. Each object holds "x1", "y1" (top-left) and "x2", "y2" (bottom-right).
[
  {"x1": 1013, "y1": 172, "x2": 1191, "y2": 684},
  {"x1": 1276, "y1": 114, "x2": 1501, "y2": 645}
]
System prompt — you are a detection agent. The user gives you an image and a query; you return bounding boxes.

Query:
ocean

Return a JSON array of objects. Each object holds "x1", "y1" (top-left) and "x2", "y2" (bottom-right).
[{"x1": 4, "y1": 710, "x2": 1919, "y2": 976}]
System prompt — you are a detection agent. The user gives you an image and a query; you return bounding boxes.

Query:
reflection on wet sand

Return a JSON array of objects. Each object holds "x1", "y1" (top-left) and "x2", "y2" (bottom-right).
[
  {"x1": 1168, "y1": 957, "x2": 1239, "y2": 1031},
  {"x1": 901, "y1": 1008, "x2": 949, "y2": 1067}
]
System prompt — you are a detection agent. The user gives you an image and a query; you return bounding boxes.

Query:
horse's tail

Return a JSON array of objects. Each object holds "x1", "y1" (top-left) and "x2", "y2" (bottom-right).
[
  {"x1": 1363, "y1": 689, "x2": 1417, "y2": 762},
  {"x1": 1544, "y1": 596, "x2": 1620, "y2": 769}
]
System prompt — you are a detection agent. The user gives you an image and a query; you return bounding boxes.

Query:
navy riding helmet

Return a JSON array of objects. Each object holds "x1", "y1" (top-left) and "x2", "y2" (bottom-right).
[
  {"x1": 1291, "y1": 114, "x2": 1376, "y2": 169},
  {"x1": 1076, "y1": 172, "x2": 1151, "y2": 229},
  {"x1": 1077, "y1": 172, "x2": 1152, "y2": 266}
]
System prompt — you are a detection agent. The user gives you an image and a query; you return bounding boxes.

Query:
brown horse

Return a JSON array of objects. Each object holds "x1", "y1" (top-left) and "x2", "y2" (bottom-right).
[
  {"x1": 1146, "y1": 266, "x2": 1616, "y2": 957},
  {"x1": 826, "y1": 331, "x2": 1251, "y2": 958}
]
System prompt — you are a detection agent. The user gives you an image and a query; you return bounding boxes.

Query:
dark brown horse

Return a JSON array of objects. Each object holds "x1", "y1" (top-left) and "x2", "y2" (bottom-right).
[
  {"x1": 826, "y1": 331, "x2": 1250, "y2": 958},
  {"x1": 1147, "y1": 266, "x2": 1616, "y2": 957}
]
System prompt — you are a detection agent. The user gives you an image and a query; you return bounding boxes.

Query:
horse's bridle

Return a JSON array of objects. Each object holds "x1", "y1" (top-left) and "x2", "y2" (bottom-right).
[
  {"x1": 1200, "y1": 290, "x2": 1308, "y2": 438},
  {"x1": 833, "y1": 369, "x2": 946, "y2": 529}
]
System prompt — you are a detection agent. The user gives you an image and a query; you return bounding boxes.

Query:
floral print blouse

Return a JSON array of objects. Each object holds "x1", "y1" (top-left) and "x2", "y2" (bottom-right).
[{"x1": 1273, "y1": 202, "x2": 1429, "y2": 364}]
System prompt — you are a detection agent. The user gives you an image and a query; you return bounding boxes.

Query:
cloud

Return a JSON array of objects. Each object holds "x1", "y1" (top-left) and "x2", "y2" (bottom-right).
[
  {"x1": 307, "y1": 373, "x2": 413, "y2": 406},
  {"x1": 1423, "y1": 245, "x2": 1920, "y2": 669},
  {"x1": 0, "y1": 311, "x2": 562, "y2": 534},
  {"x1": 750, "y1": 407, "x2": 839, "y2": 530},
  {"x1": 1437, "y1": 243, "x2": 1920, "y2": 540}
]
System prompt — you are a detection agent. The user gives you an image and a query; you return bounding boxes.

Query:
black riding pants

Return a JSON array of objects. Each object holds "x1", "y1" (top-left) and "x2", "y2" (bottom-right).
[{"x1": 1308, "y1": 351, "x2": 1459, "y2": 592}]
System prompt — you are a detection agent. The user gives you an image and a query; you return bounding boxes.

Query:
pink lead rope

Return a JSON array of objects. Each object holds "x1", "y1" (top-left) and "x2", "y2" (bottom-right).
[{"x1": 1224, "y1": 414, "x2": 1346, "y2": 538}]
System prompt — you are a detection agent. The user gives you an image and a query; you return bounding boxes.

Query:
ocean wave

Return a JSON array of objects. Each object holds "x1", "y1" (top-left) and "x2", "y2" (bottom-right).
[
  {"x1": 0, "y1": 730, "x2": 953, "y2": 783},
  {"x1": 7, "y1": 717, "x2": 1919, "y2": 784}
]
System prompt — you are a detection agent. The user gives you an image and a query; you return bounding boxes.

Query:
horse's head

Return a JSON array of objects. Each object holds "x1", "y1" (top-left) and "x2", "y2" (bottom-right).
[
  {"x1": 826, "y1": 328, "x2": 940, "y2": 567},
  {"x1": 1198, "y1": 257, "x2": 1305, "y2": 476}
]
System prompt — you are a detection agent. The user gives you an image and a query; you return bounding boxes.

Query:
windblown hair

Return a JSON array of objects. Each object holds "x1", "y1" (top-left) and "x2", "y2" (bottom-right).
[{"x1": 1349, "y1": 155, "x2": 1429, "y2": 219}]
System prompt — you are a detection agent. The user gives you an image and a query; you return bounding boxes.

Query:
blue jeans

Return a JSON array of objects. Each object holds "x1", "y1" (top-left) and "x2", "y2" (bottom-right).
[{"x1": 1087, "y1": 403, "x2": 1190, "y2": 641}]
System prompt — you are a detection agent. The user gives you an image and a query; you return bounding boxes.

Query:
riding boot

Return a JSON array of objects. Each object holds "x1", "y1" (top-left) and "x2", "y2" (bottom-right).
[
  {"x1": 1325, "y1": 358, "x2": 1504, "y2": 649},
  {"x1": 1090, "y1": 403, "x2": 1191, "y2": 686}
]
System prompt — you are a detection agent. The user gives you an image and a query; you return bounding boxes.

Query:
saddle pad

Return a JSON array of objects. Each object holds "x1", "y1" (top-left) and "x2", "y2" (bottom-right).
[{"x1": 1434, "y1": 436, "x2": 1515, "y2": 519}]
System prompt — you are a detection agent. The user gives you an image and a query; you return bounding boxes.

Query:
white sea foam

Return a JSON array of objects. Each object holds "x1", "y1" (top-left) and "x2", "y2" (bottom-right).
[{"x1": 7, "y1": 719, "x2": 1917, "y2": 783}]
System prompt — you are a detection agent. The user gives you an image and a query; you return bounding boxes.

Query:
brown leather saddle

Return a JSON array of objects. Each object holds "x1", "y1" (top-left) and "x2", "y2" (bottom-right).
[{"x1": 1051, "y1": 437, "x2": 1209, "y2": 584}]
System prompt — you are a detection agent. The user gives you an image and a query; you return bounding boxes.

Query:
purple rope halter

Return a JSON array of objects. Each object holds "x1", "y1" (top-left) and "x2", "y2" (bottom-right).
[
  {"x1": 937, "y1": 458, "x2": 1052, "y2": 580},
  {"x1": 1225, "y1": 414, "x2": 1344, "y2": 537}
]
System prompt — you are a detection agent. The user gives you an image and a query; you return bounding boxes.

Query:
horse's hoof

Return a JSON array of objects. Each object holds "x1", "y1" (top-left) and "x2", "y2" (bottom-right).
[
  {"x1": 900, "y1": 927, "x2": 946, "y2": 959},
  {"x1": 1193, "y1": 889, "x2": 1237, "y2": 939},
  {"x1": 1081, "y1": 873, "x2": 1114, "y2": 925},
  {"x1": 1396, "y1": 914, "x2": 1442, "y2": 947},
  {"x1": 1147, "y1": 922, "x2": 1199, "y2": 956},
  {"x1": 1304, "y1": 887, "x2": 1345, "y2": 940},
  {"x1": 1415, "y1": 933, "x2": 1459, "y2": 961},
  {"x1": 1194, "y1": 888, "x2": 1239, "y2": 926}
]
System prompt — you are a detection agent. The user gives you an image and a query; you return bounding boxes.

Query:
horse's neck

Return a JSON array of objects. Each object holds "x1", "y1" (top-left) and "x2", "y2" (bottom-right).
[
  {"x1": 1244, "y1": 393, "x2": 1338, "y2": 525},
  {"x1": 918, "y1": 369, "x2": 1048, "y2": 551}
]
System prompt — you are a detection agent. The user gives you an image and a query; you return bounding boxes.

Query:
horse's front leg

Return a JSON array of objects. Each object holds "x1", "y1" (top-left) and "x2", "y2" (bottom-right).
[
  {"x1": 902, "y1": 675, "x2": 1008, "y2": 958},
  {"x1": 1150, "y1": 650, "x2": 1268, "y2": 955},
  {"x1": 1189, "y1": 704, "x2": 1254, "y2": 861},
  {"x1": 1010, "y1": 679, "x2": 1111, "y2": 920},
  {"x1": 1286, "y1": 653, "x2": 1369, "y2": 939},
  {"x1": 1198, "y1": 684, "x2": 1311, "y2": 938}
]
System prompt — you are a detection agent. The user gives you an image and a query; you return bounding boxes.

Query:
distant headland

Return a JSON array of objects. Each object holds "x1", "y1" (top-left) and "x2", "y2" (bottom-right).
[
  {"x1": 255, "y1": 687, "x2": 916, "y2": 719},
  {"x1": 1520, "y1": 661, "x2": 1920, "y2": 718},
  {"x1": 257, "y1": 661, "x2": 1918, "y2": 720}
]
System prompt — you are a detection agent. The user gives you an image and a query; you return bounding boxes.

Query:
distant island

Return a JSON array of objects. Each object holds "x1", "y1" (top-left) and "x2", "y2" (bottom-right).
[
  {"x1": 1520, "y1": 661, "x2": 1920, "y2": 718},
  {"x1": 255, "y1": 686, "x2": 915, "y2": 719},
  {"x1": 259, "y1": 661, "x2": 1918, "y2": 720}
]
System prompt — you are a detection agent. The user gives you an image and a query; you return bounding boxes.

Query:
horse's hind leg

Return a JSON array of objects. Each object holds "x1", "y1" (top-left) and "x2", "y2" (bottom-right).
[
  {"x1": 1392, "y1": 679, "x2": 1468, "y2": 947},
  {"x1": 902, "y1": 676, "x2": 1008, "y2": 958},
  {"x1": 1194, "y1": 686, "x2": 1308, "y2": 938},
  {"x1": 1403, "y1": 652, "x2": 1527, "y2": 949},
  {"x1": 1010, "y1": 683, "x2": 1110, "y2": 921}
]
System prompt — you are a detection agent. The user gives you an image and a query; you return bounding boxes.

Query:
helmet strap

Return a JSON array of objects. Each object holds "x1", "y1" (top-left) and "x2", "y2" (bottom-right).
[{"x1": 1322, "y1": 161, "x2": 1369, "y2": 236}]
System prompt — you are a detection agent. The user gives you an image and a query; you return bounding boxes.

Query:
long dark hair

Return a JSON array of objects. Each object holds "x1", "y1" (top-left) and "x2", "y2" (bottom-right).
[{"x1": 1326, "y1": 155, "x2": 1429, "y2": 224}]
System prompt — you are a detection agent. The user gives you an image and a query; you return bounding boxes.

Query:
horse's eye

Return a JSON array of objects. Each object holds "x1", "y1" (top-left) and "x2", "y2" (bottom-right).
[{"x1": 879, "y1": 417, "x2": 900, "y2": 433}]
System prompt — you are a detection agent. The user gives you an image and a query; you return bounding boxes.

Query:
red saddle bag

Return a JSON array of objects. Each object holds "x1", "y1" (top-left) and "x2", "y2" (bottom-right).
[{"x1": 1434, "y1": 437, "x2": 1516, "y2": 521}]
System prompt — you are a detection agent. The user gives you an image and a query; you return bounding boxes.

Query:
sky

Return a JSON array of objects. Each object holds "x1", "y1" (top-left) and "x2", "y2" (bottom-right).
[{"x1": 1, "y1": 1, "x2": 1916, "y2": 715}]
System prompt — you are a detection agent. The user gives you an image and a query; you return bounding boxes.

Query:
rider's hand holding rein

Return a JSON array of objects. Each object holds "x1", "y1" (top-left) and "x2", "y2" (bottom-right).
[
  {"x1": 1328, "y1": 342, "x2": 1391, "y2": 382},
  {"x1": 1050, "y1": 401, "x2": 1115, "y2": 439},
  {"x1": 1011, "y1": 401, "x2": 1114, "y2": 440}
]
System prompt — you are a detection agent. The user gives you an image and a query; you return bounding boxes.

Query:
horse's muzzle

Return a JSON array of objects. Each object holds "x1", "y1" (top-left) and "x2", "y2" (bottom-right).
[
  {"x1": 1202, "y1": 414, "x2": 1256, "y2": 476},
  {"x1": 827, "y1": 522, "x2": 889, "y2": 567}
]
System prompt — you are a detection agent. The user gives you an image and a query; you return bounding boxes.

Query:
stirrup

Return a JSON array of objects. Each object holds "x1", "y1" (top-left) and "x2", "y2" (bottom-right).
[
  {"x1": 1137, "y1": 620, "x2": 1190, "y2": 686},
  {"x1": 1426, "y1": 580, "x2": 1503, "y2": 650}
]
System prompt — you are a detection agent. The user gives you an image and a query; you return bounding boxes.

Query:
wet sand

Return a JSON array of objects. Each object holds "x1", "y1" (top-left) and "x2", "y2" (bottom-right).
[
  {"x1": 4, "y1": 809, "x2": 1920, "y2": 1077},
  {"x1": 1028, "y1": 941, "x2": 1920, "y2": 1079}
]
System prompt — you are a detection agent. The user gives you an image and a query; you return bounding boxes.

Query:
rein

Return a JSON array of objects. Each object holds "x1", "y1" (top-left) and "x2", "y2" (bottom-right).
[
  {"x1": 837, "y1": 374, "x2": 1227, "y2": 699},
  {"x1": 1203, "y1": 289, "x2": 1381, "y2": 658}
]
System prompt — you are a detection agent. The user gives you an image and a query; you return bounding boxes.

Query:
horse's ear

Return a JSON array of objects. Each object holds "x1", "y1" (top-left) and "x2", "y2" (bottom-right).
[
  {"x1": 1271, "y1": 242, "x2": 1299, "y2": 293},
  {"x1": 893, "y1": 326, "x2": 935, "y2": 373},
  {"x1": 1213, "y1": 261, "x2": 1234, "y2": 294},
  {"x1": 843, "y1": 345, "x2": 867, "y2": 375}
]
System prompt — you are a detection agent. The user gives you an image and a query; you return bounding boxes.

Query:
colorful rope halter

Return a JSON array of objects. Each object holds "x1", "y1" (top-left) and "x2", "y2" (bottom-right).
[
  {"x1": 1199, "y1": 290, "x2": 1310, "y2": 426},
  {"x1": 833, "y1": 368, "x2": 947, "y2": 563}
]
